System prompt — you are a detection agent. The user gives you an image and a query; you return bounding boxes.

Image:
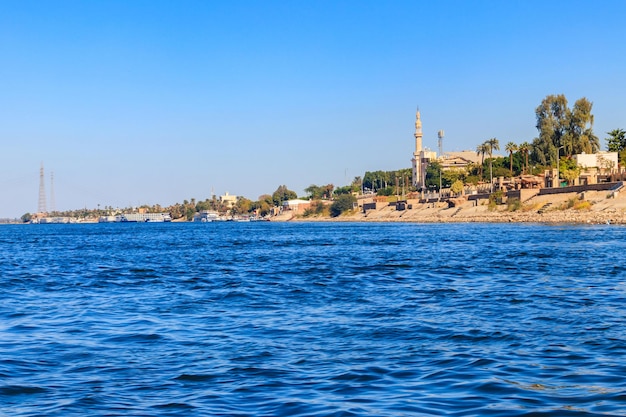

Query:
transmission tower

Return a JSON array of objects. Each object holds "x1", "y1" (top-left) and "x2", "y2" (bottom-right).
[
  {"x1": 49, "y1": 171, "x2": 56, "y2": 213},
  {"x1": 38, "y1": 163, "x2": 47, "y2": 213}
]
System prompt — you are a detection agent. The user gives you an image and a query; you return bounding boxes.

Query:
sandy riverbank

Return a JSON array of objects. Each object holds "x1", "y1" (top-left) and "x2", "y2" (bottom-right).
[{"x1": 273, "y1": 190, "x2": 626, "y2": 225}]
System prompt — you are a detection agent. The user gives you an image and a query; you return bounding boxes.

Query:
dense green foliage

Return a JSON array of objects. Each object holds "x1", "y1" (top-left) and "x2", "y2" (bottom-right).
[
  {"x1": 606, "y1": 128, "x2": 626, "y2": 152},
  {"x1": 450, "y1": 180, "x2": 464, "y2": 195},
  {"x1": 272, "y1": 185, "x2": 297, "y2": 206},
  {"x1": 425, "y1": 161, "x2": 448, "y2": 190},
  {"x1": 606, "y1": 129, "x2": 626, "y2": 167},
  {"x1": 329, "y1": 194, "x2": 356, "y2": 217},
  {"x1": 363, "y1": 168, "x2": 412, "y2": 193},
  {"x1": 485, "y1": 137, "x2": 500, "y2": 186},
  {"x1": 505, "y1": 142, "x2": 518, "y2": 173},
  {"x1": 252, "y1": 194, "x2": 274, "y2": 217},
  {"x1": 304, "y1": 184, "x2": 334, "y2": 200},
  {"x1": 559, "y1": 157, "x2": 581, "y2": 185},
  {"x1": 532, "y1": 94, "x2": 599, "y2": 166},
  {"x1": 333, "y1": 185, "x2": 353, "y2": 195}
]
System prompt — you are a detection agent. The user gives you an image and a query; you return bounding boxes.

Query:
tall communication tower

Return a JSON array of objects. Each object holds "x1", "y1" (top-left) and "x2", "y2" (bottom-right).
[
  {"x1": 438, "y1": 130, "x2": 445, "y2": 157},
  {"x1": 50, "y1": 171, "x2": 56, "y2": 213},
  {"x1": 38, "y1": 163, "x2": 47, "y2": 213}
]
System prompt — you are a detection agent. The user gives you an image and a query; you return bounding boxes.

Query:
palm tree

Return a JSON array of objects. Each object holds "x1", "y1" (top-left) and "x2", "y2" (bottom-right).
[
  {"x1": 505, "y1": 141, "x2": 518, "y2": 175},
  {"x1": 476, "y1": 143, "x2": 489, "y2": 179},
  {"x1": 518, "y1": 142, "x2": 531, "y2": 174},
  {"x1": 485, "y1": 138, "x2": 500, "y2": 192}
]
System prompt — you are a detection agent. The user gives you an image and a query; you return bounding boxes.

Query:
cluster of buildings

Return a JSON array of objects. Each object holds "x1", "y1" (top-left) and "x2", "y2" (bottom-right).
[
  {"x1": 411, "y1": 109, "x2": 485, "y2": 190},
  {"x1": 410, "y1": 109, "x2": 621, "y2": 193}
]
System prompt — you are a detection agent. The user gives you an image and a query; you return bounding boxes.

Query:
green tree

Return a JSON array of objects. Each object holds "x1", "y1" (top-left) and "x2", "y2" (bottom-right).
[
  {"x1": 333, "y1": 185, "x2": 353, "y2": 195},
  {"x1": 425, "y1": 161, "x2": 445, "y2": 190},
  {"x1": 476, "y1": 143, "x2": 489, "y2": 179},
  {"x1": 518, "y1": 141, "x2": 531, "y2": 174},
  {"x1": 363, "y1": 169, "x2": 410, "y2": 193},
  {"x1": 233, "y1": 197, "x2": 252, "y2": 215},
  {"x1": 305, "y1": 184, "x2": 325, "y2": 200},
  {"x1": 442, "y1": 168, "x2": 465, "y2": 185},
  {"x1": 534, "y1": 94, "x2": 569, "y2": 165},
  {"x1": 351, "y1": 176, "x2": 363, "y2": 193},
  {"x1": 569, "y1": 97, "x2": 599, "y2": 154},
  {"x1": 376, "y1": 186, "x2": 395, "y2": 196},
  {"x1": 195, "y1": 199, "x2": 211, "y2": 212},
  {"x1": 606, "y1": 128, "x2": 626, "y2": 152},
  {"x1": 505, "y1": 141, "x2": 518, "y2": 174},
  {"x1": 534, "y1": 94, "x2": 599, "y2": 165},
  {"x1": 485, "y1": 138, "x2": 500, "y2": 189},
  {"x1": 363, "y1": 171, "x2": 388, "y2": 192},
  {"x1": 252, "y1": 197, "x2": 273, "y2": 217},
  {"x1": 305, "y1": 184, "x2": 334, "y2": 200},
  {"x1": 450, "y1": 180, "x2": 464, "y2": 196},
  {"x1": 329, "y1": 194, "x2": 356, "y2": 217},
  {"x1": 606, "y1": 128, "x2": 626, "y2": 167},
  {"x1": 185, "y1": 206, "x2": 196, "y2": 221},
  {"x1": 559, "y1": 157, "x2": 581, "y2": 186},
  {"x1": 272, "y1": 185, "x2": 297, "y2": 206},
  {"x1": 169, "y1": 203, "x2": 183, "y2": 219},
  {"x1": 21, "y1": 213, "x2": 32, "y2": 223}
]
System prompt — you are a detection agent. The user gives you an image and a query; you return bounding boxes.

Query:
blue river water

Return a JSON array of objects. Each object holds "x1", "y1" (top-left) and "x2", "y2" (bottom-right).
[{"x1": 1, "y1": 222, "x2": 626, "y2": 416}]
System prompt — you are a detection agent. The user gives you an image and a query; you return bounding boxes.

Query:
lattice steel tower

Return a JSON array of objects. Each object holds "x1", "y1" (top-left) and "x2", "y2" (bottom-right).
[
  {"x1": 38, "y1": 163, "x2": 47, "y2": 213},
  {"x1": 49, "y1": 171, "x2": 56, "y2": 213}
]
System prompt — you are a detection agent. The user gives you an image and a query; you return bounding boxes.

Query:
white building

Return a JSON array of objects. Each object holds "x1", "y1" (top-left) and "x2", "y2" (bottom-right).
[{"x1": 574, "y1": 152, "x2": 618, "y2": 171}]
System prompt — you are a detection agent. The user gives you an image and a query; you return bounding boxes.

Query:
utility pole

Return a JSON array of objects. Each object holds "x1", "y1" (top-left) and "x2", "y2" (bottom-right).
[{"x1": 556, "y1": 146, "x2": 565, "y2": 187}]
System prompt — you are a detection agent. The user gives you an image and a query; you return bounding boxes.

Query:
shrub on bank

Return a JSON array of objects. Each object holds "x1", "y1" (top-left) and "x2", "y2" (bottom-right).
[
  {"x1": 573, "y1": 200, "x2": 592, "y2": 210},
  {"x1": 488, "y1": 191, "x2": 504, "y2": 211},
  {"x1": 507, "y1": 198, "x2": 522, "y2": 212},
  {"x1": 303, "y1": 200, "x2": 329, "y2": 217},
  {"x1": 560, "y1": 197, "x2": 592, "y2": 211},
  {"x1": 330, "y1": 194, "x2": 357, "y2": 217}
]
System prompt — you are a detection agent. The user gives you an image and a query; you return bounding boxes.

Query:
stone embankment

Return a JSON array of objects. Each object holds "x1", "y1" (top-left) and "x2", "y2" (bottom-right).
[{"x1": 282, "y1": 190, "x2": 626, "y2": 225}]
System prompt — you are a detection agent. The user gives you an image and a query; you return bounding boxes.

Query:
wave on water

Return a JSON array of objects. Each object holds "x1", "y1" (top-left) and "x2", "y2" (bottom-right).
[{"x1": 1, "y1": 222, "x2": 626, "y2": 416}]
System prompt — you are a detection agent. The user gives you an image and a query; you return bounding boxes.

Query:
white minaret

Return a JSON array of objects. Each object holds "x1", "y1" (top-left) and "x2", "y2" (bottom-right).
[{"x1": 411, "y1": 108, "x2": 424, "y2": 188}]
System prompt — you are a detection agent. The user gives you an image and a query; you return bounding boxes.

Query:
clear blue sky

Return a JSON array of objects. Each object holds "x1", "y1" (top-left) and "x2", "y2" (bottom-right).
[{"x1": 1, "y1": 0, "x2": 625, "y2": 217}]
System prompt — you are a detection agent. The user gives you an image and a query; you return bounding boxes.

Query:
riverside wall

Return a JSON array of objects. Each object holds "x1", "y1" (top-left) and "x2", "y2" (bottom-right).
[{"x1": 283, "y1": 187, "x2": 626, "y2": 225}]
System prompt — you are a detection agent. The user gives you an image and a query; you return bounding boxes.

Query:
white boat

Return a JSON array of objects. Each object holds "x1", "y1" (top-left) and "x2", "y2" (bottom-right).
[
  {"x1": 119, "y1": 213, "x2": 172, "y2": 222},
  {"x1": 194, "y1": 211, "x2": 220, "y2": 222}
]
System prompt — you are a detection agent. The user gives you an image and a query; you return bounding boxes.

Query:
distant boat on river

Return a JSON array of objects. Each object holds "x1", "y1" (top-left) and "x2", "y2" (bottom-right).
[{"x1": 98, "y1": 213, "x2": 172, "y2": 223}]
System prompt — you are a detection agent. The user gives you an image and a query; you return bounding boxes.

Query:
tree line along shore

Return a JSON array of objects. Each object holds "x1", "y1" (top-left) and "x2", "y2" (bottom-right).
[{"x1": 10, "y1": 93, "x2": 626, "y2": 224}]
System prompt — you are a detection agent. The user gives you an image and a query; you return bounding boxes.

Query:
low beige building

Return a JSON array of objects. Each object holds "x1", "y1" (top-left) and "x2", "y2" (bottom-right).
[{"x1": 220, "y1": 192, "x2": 237, "y2": 208}]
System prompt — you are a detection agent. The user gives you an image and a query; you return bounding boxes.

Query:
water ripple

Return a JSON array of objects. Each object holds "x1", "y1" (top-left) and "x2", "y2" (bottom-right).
[{"x1": 1, "y1": 223, "x2": 626, "y2": 416}]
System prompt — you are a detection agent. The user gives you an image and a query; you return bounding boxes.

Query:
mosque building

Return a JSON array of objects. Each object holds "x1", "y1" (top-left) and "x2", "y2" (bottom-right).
[{"x1": 411, "y1": 109, "x2": 437, "y2": 190}]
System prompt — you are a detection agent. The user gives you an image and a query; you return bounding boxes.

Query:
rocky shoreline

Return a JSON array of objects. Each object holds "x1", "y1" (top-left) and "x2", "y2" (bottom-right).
[{"x1": 277, "y1": 190, "x2": 626, "y2": 225}]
